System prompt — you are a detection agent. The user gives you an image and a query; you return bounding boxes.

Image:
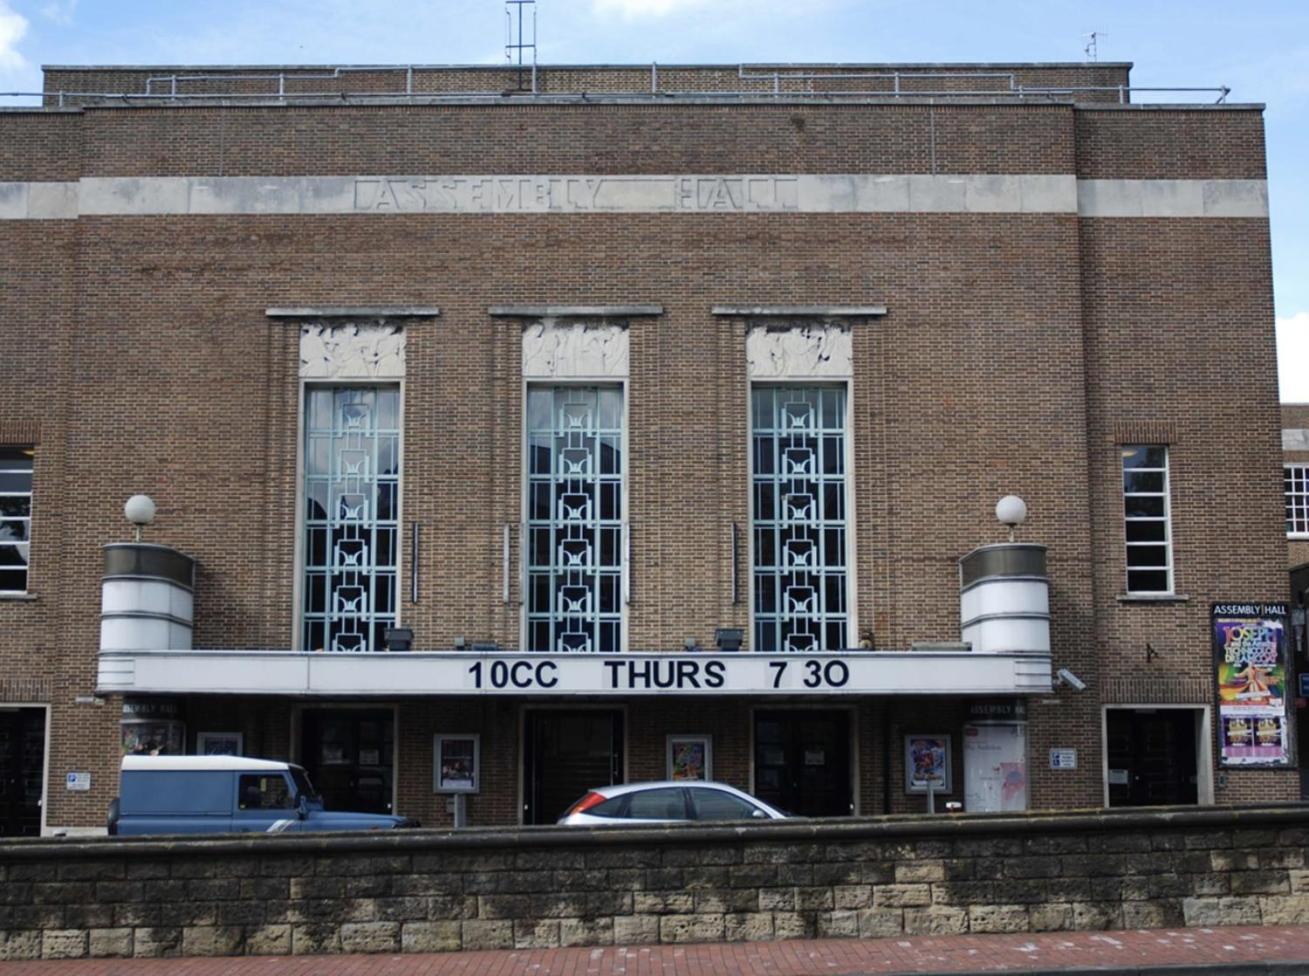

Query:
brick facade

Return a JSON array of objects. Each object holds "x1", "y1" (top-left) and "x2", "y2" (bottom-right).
[{"x1": 0, "y1": 61, "x2": 1294, "y2": 834}]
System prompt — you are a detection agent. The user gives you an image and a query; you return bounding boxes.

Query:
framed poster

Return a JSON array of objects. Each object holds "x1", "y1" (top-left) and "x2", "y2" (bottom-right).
[
  {"x1": 904, "y1": 734, "x2": 951, "y2": 793},
  {"x1": 666, "y1": 735, "x2": 712, "y2": 781},
  {"x1": 434, "y1": 734, "x2": 480, "y2": 793},
  {"x1": 197, "y1": 732, "x2": 243, "y2": 756},
  {"x1": 1213, "y1": 602, "x2": 1291, "y2": 767}
]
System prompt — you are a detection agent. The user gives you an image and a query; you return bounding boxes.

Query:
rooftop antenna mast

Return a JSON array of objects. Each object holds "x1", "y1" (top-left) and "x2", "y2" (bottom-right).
[
  {"x1": 1083, "y1": 31, "x2": 1103, "y2": 62},
  {"x1": 506, "y1": 0, "x2": 538, "y2": 93}
]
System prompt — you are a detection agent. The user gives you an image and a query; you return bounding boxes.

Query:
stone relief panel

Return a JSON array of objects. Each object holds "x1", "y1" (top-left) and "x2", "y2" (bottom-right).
[
  {"x1": 299, "y1": 321, "x2": 406, "y2": 379},
  {"x1": 522, "y1": 320, "x2": 630, "y2": 379},
  {"x1": 746, "y1": 323, "x2": 853, "y2": 379}
]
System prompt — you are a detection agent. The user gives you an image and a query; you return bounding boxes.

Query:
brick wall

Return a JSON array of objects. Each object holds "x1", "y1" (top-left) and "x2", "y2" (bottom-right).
[{"x1": 1, "y1": 806, "x2": 1308, "y2": 960}]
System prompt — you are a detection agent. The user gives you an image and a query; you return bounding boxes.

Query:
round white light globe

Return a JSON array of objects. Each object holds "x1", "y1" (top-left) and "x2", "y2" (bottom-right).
[
  {"x1": 995, "y1": 494, "x2": 1027, "y2": 527},
  {"x1": 123, "y1": 494, "x2": 157, "y2": 527}
]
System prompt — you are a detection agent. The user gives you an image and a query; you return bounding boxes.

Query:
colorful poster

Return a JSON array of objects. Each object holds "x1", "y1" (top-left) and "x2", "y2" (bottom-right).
[
  {"x1": 1213, "y1": 603, "x2": 1290, "y2": 767},
  {"x1": 905, "y1": 734, "x2": 951, "y2": 793},
  {"x1": 668, "y1": 738, "x2": 709, "y2": 781}
]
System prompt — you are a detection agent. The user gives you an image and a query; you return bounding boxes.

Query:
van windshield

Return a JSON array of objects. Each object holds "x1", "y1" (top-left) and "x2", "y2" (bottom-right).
[{"x1": 290, "y1": 766, "x2": 321, "y2": 804}]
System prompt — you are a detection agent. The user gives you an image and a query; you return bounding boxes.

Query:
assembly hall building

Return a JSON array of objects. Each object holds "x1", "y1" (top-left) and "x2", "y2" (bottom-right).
[{"x1": 0, "y1": 59, "x2": 1297, "y2": 835}]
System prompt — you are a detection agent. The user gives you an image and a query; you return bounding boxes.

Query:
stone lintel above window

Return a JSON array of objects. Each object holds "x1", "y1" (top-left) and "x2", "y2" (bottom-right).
[{"x1": 712, "y1": 305, "x2": 887, "y2": 318}]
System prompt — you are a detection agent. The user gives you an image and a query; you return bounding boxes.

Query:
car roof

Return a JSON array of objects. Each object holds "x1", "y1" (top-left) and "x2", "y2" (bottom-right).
[
  {"x1": 590, "y1": 780, "x2": 746, "y2": 797},
  {"x1": 121, "y1": 755, "x2": 293, "y2": 772}
]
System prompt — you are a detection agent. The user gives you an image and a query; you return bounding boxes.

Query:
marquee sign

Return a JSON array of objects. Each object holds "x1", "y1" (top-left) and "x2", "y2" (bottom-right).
[{"x1": 98, "y1": 649, "x2": 1051, "y2": 697}]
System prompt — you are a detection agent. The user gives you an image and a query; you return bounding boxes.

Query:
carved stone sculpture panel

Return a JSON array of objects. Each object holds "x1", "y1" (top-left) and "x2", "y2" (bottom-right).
[
  {"x1": 300, "y1": 321, "x2": 406, "y2": 379},
  {"x1": 522, "y1": 320, "x2": 629, "y2": 379},
  {"x1": 746, "y1": 323, "x2": 852, "y2": 379}
]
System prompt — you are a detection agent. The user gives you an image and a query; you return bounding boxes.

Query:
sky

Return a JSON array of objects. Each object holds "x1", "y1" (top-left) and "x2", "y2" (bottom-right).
[{"x1": 0, "y1": 0, "x2": 1305, "y2": 401}]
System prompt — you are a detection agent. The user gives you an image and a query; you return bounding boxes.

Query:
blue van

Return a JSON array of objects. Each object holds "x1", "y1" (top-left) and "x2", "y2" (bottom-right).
[{"x1": 108, "y1": 755, "x2": 418, "y2": 835}]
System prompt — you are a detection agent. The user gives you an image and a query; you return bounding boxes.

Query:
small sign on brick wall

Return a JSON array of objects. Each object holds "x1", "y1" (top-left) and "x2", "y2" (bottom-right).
[
  {"x1": 65, "y1": 771, "x2": 91, "y2": 792},
  {"x1": 1049, "y1": 748, "x2": 1077, "y2": 770}
]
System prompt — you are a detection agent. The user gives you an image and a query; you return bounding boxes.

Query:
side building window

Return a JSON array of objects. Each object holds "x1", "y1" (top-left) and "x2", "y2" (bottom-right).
[
  {"x1": 751, "y1": 386, "x2": 848, "y2": 652},
  {"x1": 0, "y1": 447, "x2": 33, "y2": 594},
  {"x1": 302, "y1": 387, "x2": 400, "y2": 652},
  {"x1": 526, "y1": 386, "x2": 624, "y2": 653},
  {"x1": 1122, "y1": 445, "x2": 1173, "y2": 594},
  {"x1": 1288, "y1": 464, "x2": 1309, "y2": 537}
]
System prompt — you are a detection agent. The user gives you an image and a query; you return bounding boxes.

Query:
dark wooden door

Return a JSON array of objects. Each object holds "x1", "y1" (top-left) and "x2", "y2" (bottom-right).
[
  {"x1": 1106, "y1": 708, "x2": 1198, "y2": 807},
  {"x1": 753, "y1": 709, "x2": 852, "y2": 816},
  {"x1": 300, "y1": 709, "x2": 394, "y2": 814},
  {"x1": 0, "y1": 707, "x2": 45, "y2": 837},
  {"x1": 524, "y1": 710, "x2": 623, "y2": 825}
]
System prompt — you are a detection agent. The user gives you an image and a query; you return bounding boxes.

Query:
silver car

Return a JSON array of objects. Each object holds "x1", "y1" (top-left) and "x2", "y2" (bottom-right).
[{"x1": 557, "y1": 780, "x2": 788, "y2": 825}]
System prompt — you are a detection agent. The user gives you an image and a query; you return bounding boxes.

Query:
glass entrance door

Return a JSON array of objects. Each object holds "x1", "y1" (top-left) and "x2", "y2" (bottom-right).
[
  {"x1": 0, "y1": 707, "x2": 44, "y2": 836},
  {"x1": 753, "y1": 709, "x2": 852, "y2": 816},
  {"x1": 1106, "y1": 707, "x2": 1199, "y2": 806},
  {"x1": 300, "y1": 708, "x2": 395, "y2": 814},
  {"x1": 523, "y1": 709, "x2": 623, "y2": 825}
]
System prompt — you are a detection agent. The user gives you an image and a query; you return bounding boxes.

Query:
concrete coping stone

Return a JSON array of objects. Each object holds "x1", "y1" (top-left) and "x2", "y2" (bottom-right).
[
  {"x1": 489, "y1": 305, "x2": 663, "y2": 317},
  {"x1": 266, "y1": 306, "x2": 440, "y2": 318},
  {"x1": 713, "y1": 305, "x2": 887, "y2": 317},
  {"x1": 6, "y1": 803, "x2": 1307, "y2": 862}
]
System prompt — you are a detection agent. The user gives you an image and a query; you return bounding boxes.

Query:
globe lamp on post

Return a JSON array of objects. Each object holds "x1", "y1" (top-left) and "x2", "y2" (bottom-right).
[
  {"x1": 995, "y1": 494, "x2": 1027, "y2": 543},
  {"x1": 124, "y1": 494, "x2": 157, "y2": 543}
]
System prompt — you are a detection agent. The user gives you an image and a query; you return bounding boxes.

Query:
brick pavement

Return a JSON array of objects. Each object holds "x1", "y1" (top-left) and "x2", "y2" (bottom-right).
[{"x1": 4, "y1": 926, "x2": 1309, "y2": 975}]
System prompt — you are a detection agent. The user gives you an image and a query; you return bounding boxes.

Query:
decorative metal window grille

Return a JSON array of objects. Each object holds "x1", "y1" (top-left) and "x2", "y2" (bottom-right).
[
  {"x1": 751, "y1": 386, "x2": 848, "y2": 652},
  {"x1": 1122, "y1": 445, "x2": 1173, "y2": 594},
  {"x1": 1289, "y1": 465, "x2": 1309, "y2": 537},
  {"x1": 302, "y1": 387, "x2": 400, "y2": 652},
  {"x1": 0, "y1": 447, "x2": 33, "y2": 593},
  {"x1": 526, "y1": 386, "x2": 623, "y2": 653}
]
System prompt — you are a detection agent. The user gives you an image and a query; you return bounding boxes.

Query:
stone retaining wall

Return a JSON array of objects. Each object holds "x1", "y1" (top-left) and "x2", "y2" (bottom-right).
[{"x1": 2, "y1": 806, "x2": 1308, "y2": 960}]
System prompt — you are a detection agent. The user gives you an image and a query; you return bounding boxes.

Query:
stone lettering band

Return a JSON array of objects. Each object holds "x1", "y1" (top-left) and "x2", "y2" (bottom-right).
[{"x1": 0, "y1": 174, "x2": 1269, "y2": 220}]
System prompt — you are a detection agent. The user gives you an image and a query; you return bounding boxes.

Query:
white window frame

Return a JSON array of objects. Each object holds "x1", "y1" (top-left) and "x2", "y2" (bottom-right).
[
  {"x1": 0, "y1": 447, "x2": 33, "y2": 595},
  {"x1": 1287, "y1": 463, "x2": 1309, "y2": 539},
  {"x1": 1121, "y1": 445, "x2": 1174, "y2": 595}
]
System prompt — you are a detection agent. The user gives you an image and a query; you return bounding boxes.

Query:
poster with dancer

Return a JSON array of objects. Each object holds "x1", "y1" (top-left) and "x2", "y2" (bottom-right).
[{"x1": 1213, "y1": 603, "x2": 1290, "y2": 766}]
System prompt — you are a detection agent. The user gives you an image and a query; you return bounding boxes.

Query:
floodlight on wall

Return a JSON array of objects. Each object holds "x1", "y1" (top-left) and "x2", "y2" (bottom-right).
[
  {"x1": 715, "y1": 627, "x2": 744, "y2": 652},
  {"x1": 994, "y1": 494, "x2": 1028, "y2": 543},
  {"x1": 384, "y1": 627, "x2": 414, "y2": 652},
  {"x1": 123, "y1": 494, "x2": 157, "y2": 543}
]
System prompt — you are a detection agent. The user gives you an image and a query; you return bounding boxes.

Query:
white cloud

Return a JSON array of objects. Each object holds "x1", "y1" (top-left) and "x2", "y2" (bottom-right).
[
  {"x1": 40, "y1": 1, "x2": 77, "y2": 27},
  {"x1": 0, "y1": 1, "x2": 27, "y2": 72},
  {"x1": 1277, "y1": 312, "x2": 1309, "y2": 403}
]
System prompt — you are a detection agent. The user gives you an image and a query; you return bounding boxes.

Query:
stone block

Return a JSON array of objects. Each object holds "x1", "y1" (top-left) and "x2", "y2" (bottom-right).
[
  {"x1": 645, "y1": 868, "x2": 685, "y2": 889},
  {"x1": 694, "y1": 888, "x2": 757, "y2": 913},
  {"x1": 1211, "y1": 850, "x2": 1260, "y2": 872},
  {"x1": 1183, "y1": 831, "x2": 1233, "y2": 850},
  {"x1": 1292, "y1": 870, "x2": 1309, "y2": 894},
  {"x1": 775, "y1": 864, "x2": 814, "y2": 886},
  {"x1": 743, "y1": 843, "x2": 824, "y2": 865},
  {"x1": 1029, "y1": 903, "x2": 1072, "y2": 932},
  {"x1": 247, "y1": 924, "x2": 293, "y2": 956},
  {"x1": 932, "y1": 881, "x2": 994, "y2": 905},
  {"x1": 1261, "y1": 848, "x2": 1306, "y2": 870},
  {"x1": 217, "y1": 900, "x2": 266, "y2": 927},
  {"x1": 759, "y1": 888, "x2": 795, "y2": 911},
  {"x1": 515, "y1": 850, "x2": 576, "y2": 871},
  {"x1": 724, "y1": 912, "x2": 774, "y2": 942},
  {"x1": 340, "y1": 921, "x2": 400, "y2": 954},
  {"x1": 1086, "y1": 834, "x2": 1150, "y2": 854},
  {"x1": 873, "y1": 884, "x2": 931, "y2": 908},
  {"x1": 33, "y1": 882, "x2": 94, "y2": 905},
  {"x1": 1004, "y1": 857, "x2": 1060, "y2": 880},
  {"x1": 683, "y1": 866, "x2": 732, "y2": 890},
  {"x1": 514, "y1": 919, "x2": 561, "y2": 949},
  {"x1": 132, "y1": 927, "x2": 182, "y2": 958},
  {"x1": 64, "y1": 905, "x2": 115, "y2": 929},
  {"x1": 1230, "y1": 871, "x2": 1290, "y2": 895},
  {"x1": 770, "y1": 912, "x2": 813, "y2": 940},
  {"x1": 87, "y1": 928, "x2": 132, "y2": 959},
  {"x1": 587, "y1": 891, "x2": 632, "y2": 916},
  {"x1": 401, "y1": 921, "x2": 460, "y2": 953},
  {"x1": 811, "y1": 862, "x2": 862, "y2": 885},
  {"x1": 992, "y1": 880, "x2": 1048, "y2": 905},
  {"x1": 427, "y1": 895, "x2": 478, "y2": 920},
  {"x1": 967, "y1": 904, "x2": 1029, "y2": 934},
  {"x1": 160, "y1": 900, "x2": 218, "y2": 927},
  {"x1": 0, "y1": 931, "x2": 41, "y2": 961},
  {"x1": 635, "y1": 891, "x2": 693, "y2": 914},
  {"x1": 1122, "y1": 900, "x2": 1184, "y2": 929},
  {"x1": 942, "y1": 860, "x2": 975, "y2": 881},
  {"x1": 583, "y1": 848, "x2": 660, "y2": 870},
  {"x1": 560, "y1": 917, "x2": 614, "y2": 947},
  {"x1": 857, "y1": 908, "x2": 904, "y2": 938},
  {"x1": 346, "y1": 875, "x2": 393, "y2": 899},
  {"x1": 817, "y1": 910, "x2": 859, "y2": 938},
  {"x1": 1259, "y1": 896, "x2": 1309, "y2": 926},
  {"x1": 57, "y1": 862, "x2": 124, "y2": 882},
  {"x1": 41, "y1": 930, "x2": 87, "y2": 960},
  {"x1": 728, "y1": 864, "x2": 776, "y2": 888},
  {"x1": 895, "y1": 860, "x2": 945, "y2": 883},
  {"x1": 291, "y1": 876, "x2": 343, "y2": 900},
  {"x1": 181, "y1": 926, "x2": 244, "y2": 957},
  {"x1": 530, "y1": 893, "x2": 587, "y2": 918},
  {"x1": 613, "y1": 915, "x2": 660, "y2": 945},
  {"x1": 260, "y1": 857, "x2": 316, "y2": 877},
  {"x1": 1232, "y1": 829, "x2": 1279, "y2": 848},
  {"x1": 1071, "y1": 902, "x2": 1122, "y2": 931},
  {"x1": 1191, "y1": 873, "x2": 1231, "y2": 896},
  {"x1": 461, "y1": 919, "x2": 514, "y2": 950},
  {"x1": 834, "y1": 884, "x2": 873, "y2": 909},
  {"x1": 113, "y1": 904, "x2": 160, "y2": 928},
  {"x1": 796, "y1": 887, "x2": 834, "y2": 910},
  {"x1": 553, "y1": 869, "x2": 607, "y2": 890},
  {"x1": 242, "y1": 878, "x2": 289, "y2": 900},
  {"x1": 1025, "y1": 835, "x2": 1088, "y2": 855},
  {"x1": 124, "y1": 860, "x2": 171, "y2": 880},
  {"x1": 374, "y1": 896, "x2": 428, "y2": 922},
  {"x1": 1145, "y1": 874, "x2": 1189, "y2": 899},
  {"x1": 660, "y1": 913, "x2": 725, "y2": 943},
  {"x1": 291, "y1": 924, "x2": 341, "y2": 955},
  {"x1": 394, "y1": 873, "x2": 463, "y2": 897},
  {"x1": 9, "y1": 906, "x2": 62, "y2": 929},
  {"x1": 478, "y1": 894, "x2": 531, "y2": 919},
  {"x1": 903, "y1": 907, "x2": 968, "y2": 936}
]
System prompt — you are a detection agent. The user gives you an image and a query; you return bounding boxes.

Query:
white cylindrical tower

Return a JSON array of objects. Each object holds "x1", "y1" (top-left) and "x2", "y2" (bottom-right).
[{"x1": 958, "y1": 543, "x2": 1050, "y2": 655}]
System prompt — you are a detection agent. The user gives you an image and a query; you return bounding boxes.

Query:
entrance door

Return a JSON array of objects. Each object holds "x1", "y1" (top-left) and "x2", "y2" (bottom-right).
[
  {"x1": 524, "y1": 710, "x2": 623, "y2": 825},
  {"x1": 753, "y1": 709, "x2": 852, "y2": 816},
  {"x1": 300, "y1": 709, "x2": 394, "y2": 814},
  {"x1": 0, "y1": 707, "x2": 45, "y2": 836},
  {"x1": 1106, "y1": 708, "x2": 1199, "y2": 807}
]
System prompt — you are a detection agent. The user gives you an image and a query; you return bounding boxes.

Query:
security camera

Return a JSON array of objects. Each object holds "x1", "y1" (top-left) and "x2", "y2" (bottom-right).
[{"x1": 1055, "y1": 668, "x2": 1087, "y2": 691}]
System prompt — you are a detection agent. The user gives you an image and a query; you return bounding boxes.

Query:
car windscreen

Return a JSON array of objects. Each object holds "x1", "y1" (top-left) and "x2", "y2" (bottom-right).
[{"x1": 290, "y1": 766, "x2": 321, "y2": 804}]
